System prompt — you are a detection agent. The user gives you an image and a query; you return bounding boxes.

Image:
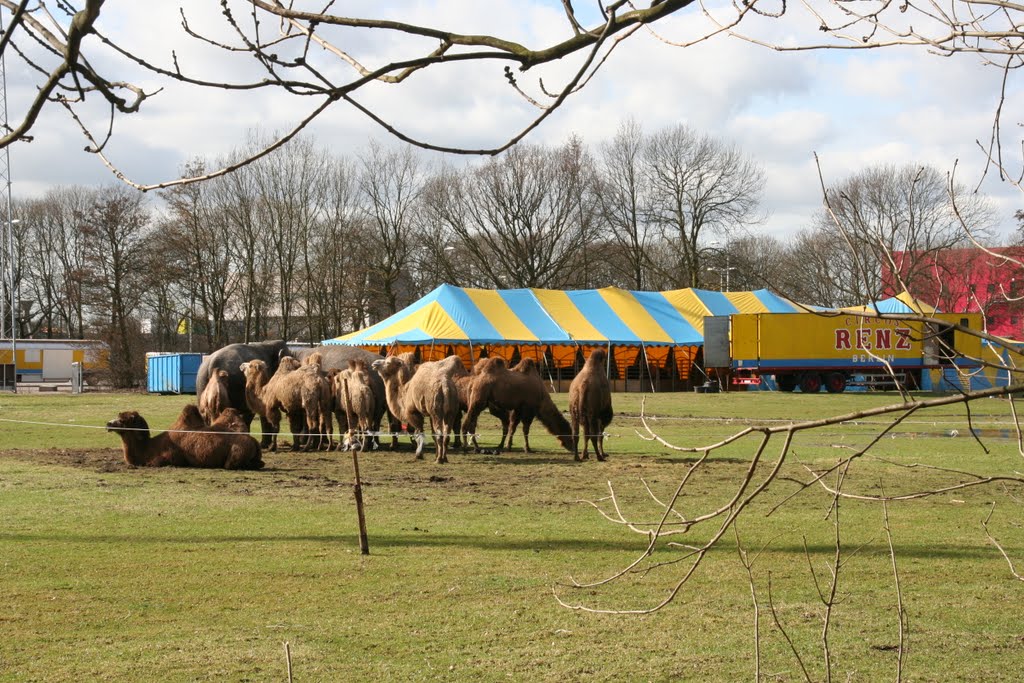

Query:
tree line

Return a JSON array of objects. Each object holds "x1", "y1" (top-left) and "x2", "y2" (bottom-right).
[{"x1": 2, "y1": 123, "x2": 1005, "y2": 386}]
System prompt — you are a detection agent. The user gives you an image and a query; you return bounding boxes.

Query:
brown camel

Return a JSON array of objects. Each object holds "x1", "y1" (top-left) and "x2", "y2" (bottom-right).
[
  {"x1": 299, "y1": 353, "x2": 334, "y2": 451},
  {"x1": 106, "y1": 405, "x2": 264, "y2": 469},
  {"x1": 568, "y1": 348, "x2": 613, "y2": 462},
  {"x1": 198, "y1": 369, "x2": 230, "y2": 425},
  {"x1": 462, "y1": 356, "x2": 573, "y2": 454},
  {"x1": 371, "y1": 354, "x2": 461, "y2": 463},
  {"x1": 453, "y1": 358, "x2": 511, "y2": 452},
  {"x1": 240, "y1": 358, "x2": 301, "y2": 451},
  {"x1": 333, "y1": 358, "x2": 377, "y2": 452}
]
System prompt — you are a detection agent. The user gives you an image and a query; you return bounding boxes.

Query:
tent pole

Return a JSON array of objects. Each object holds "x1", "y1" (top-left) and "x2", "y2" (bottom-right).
[{"x1": 642, "y1": 342, "x2": 656, "y2": 393}]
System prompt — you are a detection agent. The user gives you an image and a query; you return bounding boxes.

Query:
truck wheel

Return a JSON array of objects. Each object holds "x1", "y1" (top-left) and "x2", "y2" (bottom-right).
[
  {"x1": 777, "y1": 374, "x2": 797, "y2": 392},
  {"x1": 825, "y1": 372, "x2": 847, "y2": 393},
  {"x1": 799, "y1": 372, "x2": 822, "y2": 393}
]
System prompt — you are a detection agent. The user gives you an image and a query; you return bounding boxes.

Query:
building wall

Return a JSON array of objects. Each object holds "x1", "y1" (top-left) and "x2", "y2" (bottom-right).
[{"x1": 883, "y1": 248, "x2": 1024, "y2": 340}]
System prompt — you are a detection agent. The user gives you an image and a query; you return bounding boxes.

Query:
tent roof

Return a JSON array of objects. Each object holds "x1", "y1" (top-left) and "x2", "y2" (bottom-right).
[
  {"x1": 840, "y1": 290, "x2": 939, "y2": 315},
  {"x1": 324, "y1": 284, "x2": 803, "y2": 347}
]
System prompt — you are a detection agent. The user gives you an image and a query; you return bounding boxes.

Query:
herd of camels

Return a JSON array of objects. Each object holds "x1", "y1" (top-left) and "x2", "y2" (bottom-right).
[{"x1": 107, "y1": 342, "x2": 613, "y2": 469}]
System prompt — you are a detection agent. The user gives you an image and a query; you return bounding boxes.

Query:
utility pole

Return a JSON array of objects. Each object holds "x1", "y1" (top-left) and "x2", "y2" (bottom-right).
[{"x1": 1, "y1": 38, "x2": 17, "y2": 392}]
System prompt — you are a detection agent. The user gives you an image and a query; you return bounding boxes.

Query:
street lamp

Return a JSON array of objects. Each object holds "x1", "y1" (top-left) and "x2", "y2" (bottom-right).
[
  {"x1": 4, "y1": 217, "x2": 18, "y2": 391},
  {"x1": 705, "y1": 266, "x2": 737, "y2": 291},
  {"x1": 707, "y1": 239, "x2": 736, "y2": 291}
]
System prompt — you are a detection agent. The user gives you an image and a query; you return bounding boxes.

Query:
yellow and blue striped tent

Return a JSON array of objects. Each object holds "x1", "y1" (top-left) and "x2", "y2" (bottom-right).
[{"x1": 323, "y1": 284, "x2": 802, "y2": 383}]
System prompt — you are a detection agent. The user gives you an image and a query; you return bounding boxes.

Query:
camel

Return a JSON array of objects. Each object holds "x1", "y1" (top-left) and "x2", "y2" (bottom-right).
[
  {"x1": 462, "y1": 356, "x2": 574, "y2": 455},
  {"x1": 239, "y1": 357, "x2": 305, "y2": 451},
  {"x1": 293, "y1": 344, "x2": 396, "y2": 450},
  {"x1": 333, "y1": 358, "x2": 377, "y2": 452},
  {"x1": 371, "y1": 354, "x2": 461, "y2": 463},
  {"x1": 300, "y1": 353, "x2": 334, "y2": 451},
  {"x1": 568, "y1": 348, "x2": 613, "y2": 462},
  {"x1": 198, "y1": 369, "x2": 230, "y2": 425},
  {"x1": 453, "y1": 358, "x2": 510, "y2": 452},
  {"x1": 106, "y1": 405, "x2": 264, "y2": 469}
]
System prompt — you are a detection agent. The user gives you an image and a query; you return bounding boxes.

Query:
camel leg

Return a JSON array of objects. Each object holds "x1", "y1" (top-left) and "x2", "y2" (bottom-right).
[
  {"x1": 504, "y1": 413, "x2": 523, "y2": 455},
  {"x1": 408, "y1": 415, "x2": 426, "y2": 460},
  {"x1": 266, "y1": 413, "x2": 281, "y2": 452},
  {"x1": 435, "y1": 423, "x2": 448, "y2": 464},
  {"x1": 580, "y1": 414, "x2": 591, "y2": 461},
  {"x1": 257, "y1": 414, "x2": 275, "y2": 449},
  {"x1": 595, "y1": 418, "x2": 607, "y2": 461},
  {"x1": 287, "y1": 413, "x2": 305, "y2": 451},
  {"x1": 571, "y1": 414, "x2": 581, "y2": 462},
  {"x1": 521, "y1": 416, "x2": 534, "y2": 454}
]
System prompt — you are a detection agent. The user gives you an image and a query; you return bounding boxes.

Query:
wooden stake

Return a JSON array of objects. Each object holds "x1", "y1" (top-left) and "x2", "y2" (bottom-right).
[
  {"x1": 352, "y1": 448, "x2": 370, "y2": 555},
  {"x1": 284, "y1": 641, "x2": 293, "y2": 683}
]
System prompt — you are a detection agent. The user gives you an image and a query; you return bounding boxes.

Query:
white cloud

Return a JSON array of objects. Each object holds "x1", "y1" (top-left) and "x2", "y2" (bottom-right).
[{"x1": 5, "y1": 0, "x2": 1023, "y2": 240}]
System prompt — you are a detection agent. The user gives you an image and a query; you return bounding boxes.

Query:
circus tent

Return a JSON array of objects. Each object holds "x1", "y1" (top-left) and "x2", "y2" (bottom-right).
[{"x1": 323, "y1": 284, "x2": 804, "y2": 390}]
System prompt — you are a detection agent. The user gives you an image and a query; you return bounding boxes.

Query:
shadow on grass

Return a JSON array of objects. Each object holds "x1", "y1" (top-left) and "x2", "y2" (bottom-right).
[{"x1": 0, "y1": 532, "x2": 1013, "y2": 559}]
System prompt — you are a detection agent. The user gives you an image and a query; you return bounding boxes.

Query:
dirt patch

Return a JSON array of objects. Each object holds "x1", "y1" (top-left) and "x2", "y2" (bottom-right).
[{"x1": 1, "y1": 447, "x2": 128, "y2": 472}]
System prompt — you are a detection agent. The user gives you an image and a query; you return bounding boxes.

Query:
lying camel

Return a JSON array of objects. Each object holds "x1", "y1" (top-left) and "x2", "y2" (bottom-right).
[
  {"x1": 568, "y1": 348, "x2": 613, "y2": 462},
  {"x1": 198, "y1": 369, "x2": 230, "y2": 425},
  {"x1": 462, "y1": 357, "x2": 573, "y2": 454},
  {"x1": 106, "y1": 405, "x2": 264, "y2": 469},
  {"x1": 372, "y1": 355, "x2": 461, "y2": 463}
]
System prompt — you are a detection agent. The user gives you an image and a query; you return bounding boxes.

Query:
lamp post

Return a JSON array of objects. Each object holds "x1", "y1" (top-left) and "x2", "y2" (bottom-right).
[
  {"x1": 5, "y1": 217, "x2": 18, "y2": 391},
  {"x1": 705, "y1": 266, "x2": 737, "y2": 291},
  {"x1": 707, "y1": 238, "x2": 736, "y2": 291}
]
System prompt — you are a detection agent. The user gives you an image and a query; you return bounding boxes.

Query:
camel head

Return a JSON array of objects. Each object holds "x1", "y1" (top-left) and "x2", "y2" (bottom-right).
[
  {"x1": 512, "y1": 358, "x2": 538, "y2": 375},
  {"x1": 276, "y1": 356, "x2": 302, "y2": 374},
  {"x1": 212, "y1": 408, "x2": 247, "y2": 433},
  {"x1": 477, "y1": 357, "x2": 506, "y2": 375},
  {"x1": 588, "y1": 348, "x2": 608, "y2": 367},
  {"x1": 175, "y1": 404, "x2": 206, "y2": 430},
  {"x1": 372, "y1": 356, "x2": 411, "y2": 383},
  {"x1": 240, "y1": 359, "x2": 270, "y2": 388},
  {"x1": 106, "y1": 411, "x2": 149, "y2": 435}
]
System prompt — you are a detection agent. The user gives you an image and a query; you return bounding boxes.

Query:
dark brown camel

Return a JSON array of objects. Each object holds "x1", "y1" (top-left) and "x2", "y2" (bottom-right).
[
  {"x1": 462, "y1": 357, "x2": 573, "y2": 454},
  {"x1": 106, "y1": 405, "x2": 264, "y2": 469},
  {"x1": 568, "y1": 348, "x2": 613, "y2": 461}
]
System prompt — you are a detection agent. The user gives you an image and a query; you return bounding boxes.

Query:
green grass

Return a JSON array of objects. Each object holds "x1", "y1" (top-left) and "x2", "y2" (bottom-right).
[{"x1": 1, "y1": 389, "x2": 1022, "y2": 681}]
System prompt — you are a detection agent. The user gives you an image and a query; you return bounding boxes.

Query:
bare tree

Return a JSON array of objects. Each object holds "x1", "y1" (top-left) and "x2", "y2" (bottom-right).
[
  {"x1": 595, "y1": 119, "x2": 659, "y2": 290},
  {"x1": 215, "y1": 143, "x2": 276, "y2": 342},
  {"x1": 78, "y1": 185, "x2": 151, "y2": 386},
  {"x1": 303, "y1": 154, "x2": 364, "y2": 342},
  {"x1": 643, "y1": 124, "x2": 766, "y2": 288},
  {"x1": 161, "y1": 159, "x2": 237, "y2": 350},
  {"x1": 359, "y1": 142, "x2": 426, "y2": 316},
  {"x1": 423, "y1": 140, "x2": 594, "y2": 289},
  {"x1": 810, "y1": 164, "x2": 994, "y2": 305}
]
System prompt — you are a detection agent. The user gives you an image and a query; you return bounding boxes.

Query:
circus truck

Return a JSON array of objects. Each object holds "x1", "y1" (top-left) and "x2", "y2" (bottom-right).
[{"x1": 702, "y1": 311, "x2": 984, "y2": 393}]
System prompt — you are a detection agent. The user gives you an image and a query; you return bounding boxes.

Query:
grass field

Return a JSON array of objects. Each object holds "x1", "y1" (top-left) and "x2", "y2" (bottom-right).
[{"x1": 1, "y1": 389, "x2": 1022, "y2": 681}]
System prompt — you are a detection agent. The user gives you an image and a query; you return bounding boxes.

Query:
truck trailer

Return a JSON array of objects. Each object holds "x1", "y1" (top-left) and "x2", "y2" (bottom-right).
[{"x1": 703, "y1": 312, "x2": 983, "y2": 393}]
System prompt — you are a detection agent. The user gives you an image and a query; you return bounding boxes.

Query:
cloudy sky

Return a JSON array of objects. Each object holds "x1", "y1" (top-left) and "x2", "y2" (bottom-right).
[{"x1": 7, "y1": 0, "x2": 1023, "y2": 239}]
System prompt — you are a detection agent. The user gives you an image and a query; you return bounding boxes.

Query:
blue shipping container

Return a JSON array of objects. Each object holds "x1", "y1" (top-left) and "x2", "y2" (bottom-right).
[{"x1": 146, "y1": 353, "x2": 203, "y2": 394}]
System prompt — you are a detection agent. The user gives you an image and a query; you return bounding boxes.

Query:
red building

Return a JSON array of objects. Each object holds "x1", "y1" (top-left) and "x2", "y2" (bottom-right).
[{"x1": 882, "y1": 247, "x2": 1024, "y2": 340}]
